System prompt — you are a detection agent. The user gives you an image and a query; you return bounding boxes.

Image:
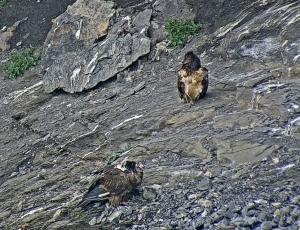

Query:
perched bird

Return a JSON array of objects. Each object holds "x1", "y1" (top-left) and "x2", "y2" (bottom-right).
[
  {"x1": 79, "y1": 159, "x2": 143, "y2": 207},
  {"x1": 178, "y1": 51, "x2": 208, "y2": 104}
]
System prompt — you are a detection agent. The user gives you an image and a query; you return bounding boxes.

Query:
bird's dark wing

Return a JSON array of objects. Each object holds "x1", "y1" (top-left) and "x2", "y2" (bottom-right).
[
  {"x1": 78, "y1": 166, "x2": 121, "y2": 207},
  {"x1": 178, "y1": 69, "x2": 186, "y2": 100},
  {"x1": 78, "y1": 176, "x2": 108, "y2": 207},
  {"x1": 199, "y1": 68, "x2": 208, "y2": 99}
]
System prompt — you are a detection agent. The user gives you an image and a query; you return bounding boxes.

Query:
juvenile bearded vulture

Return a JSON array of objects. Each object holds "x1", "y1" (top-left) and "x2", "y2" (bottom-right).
[
  {"x1": 79, "y1": 160, "x2": 143, "y2": 207},
  {"x1": 178, "y1": 51, "x2": 208, "y2": 104}
]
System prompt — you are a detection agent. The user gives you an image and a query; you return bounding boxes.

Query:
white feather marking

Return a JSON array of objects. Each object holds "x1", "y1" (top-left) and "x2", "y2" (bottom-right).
[{"x1": 98, "y1": 192, "x2": 110, "y2": 198}]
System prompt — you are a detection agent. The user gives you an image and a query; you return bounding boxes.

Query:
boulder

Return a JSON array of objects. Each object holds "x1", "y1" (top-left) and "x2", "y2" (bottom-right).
[{"x1": 42, "y1": 0, "x2": 152, "y2": 93}]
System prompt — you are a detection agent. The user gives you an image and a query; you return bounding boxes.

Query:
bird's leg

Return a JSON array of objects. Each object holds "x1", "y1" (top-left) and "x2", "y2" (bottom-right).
[
  {"x1": 189, "y1": 100, "x2": 195, "y2": 107},
  {"x1": 185, "y1": 94, "x2": 192, "y2": 104},
  {"x1": 183, "y1": 94, "x2": 188, "y2": 103}
]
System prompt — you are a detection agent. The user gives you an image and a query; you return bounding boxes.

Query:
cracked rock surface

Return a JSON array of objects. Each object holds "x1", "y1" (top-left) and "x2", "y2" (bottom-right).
[{"x1": 0, "y1": 0, "x2": 300, "y2": 229}]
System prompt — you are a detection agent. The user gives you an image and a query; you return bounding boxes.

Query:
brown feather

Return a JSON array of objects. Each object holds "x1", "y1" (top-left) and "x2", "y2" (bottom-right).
[
  {"x1": 178, "y1": 67, "x2": 190, "y2": 101},
  {"x1": 180, "y1": 67, "x2": 208, "y2": 103},
  {"x1": 199, "y1": 67, "x2": 208, "y2": 99},
  {"x1": 79, "y1": 161, "x2": 143, "y2": 207},
  {"x1": 178, "y1": 51, "x2": 208, "y2": 104}
]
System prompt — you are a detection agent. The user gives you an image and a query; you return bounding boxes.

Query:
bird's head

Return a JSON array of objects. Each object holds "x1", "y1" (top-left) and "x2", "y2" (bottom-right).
[
  {"x1": 183, "y1": 51, "x2": 195, "y2": 64},
  {"x1": 182, "y1": 51, "x2": 201, "y2": 70},
  {"x1": 117, "y1": 157, "x2": 138, "y2": 172},
  {"x1": 123, "y1": 161, "x2": 137, "y2": 172},
  {"x1": 117, "y1": 158, "x2": 143, "y2": 180}
]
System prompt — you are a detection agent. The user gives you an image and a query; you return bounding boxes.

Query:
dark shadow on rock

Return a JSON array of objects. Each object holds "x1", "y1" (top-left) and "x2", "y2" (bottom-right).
[{"x1": 0, "y1": 0, "x2": 76, "y2": 48}]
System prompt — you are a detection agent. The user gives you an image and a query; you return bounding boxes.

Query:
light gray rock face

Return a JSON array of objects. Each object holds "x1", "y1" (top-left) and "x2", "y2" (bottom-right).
[
  {"x1": 1, "y1": 0, "x2": 300, "y2": 229},
  {"x1": 42, "y1": 0, "x2": 151, "y2": 93}
]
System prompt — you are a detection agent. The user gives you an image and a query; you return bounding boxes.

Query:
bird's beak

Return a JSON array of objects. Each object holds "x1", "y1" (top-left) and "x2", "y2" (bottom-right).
[{"x1": 183, "y1": 59, "x2": 189, "y2": 64}]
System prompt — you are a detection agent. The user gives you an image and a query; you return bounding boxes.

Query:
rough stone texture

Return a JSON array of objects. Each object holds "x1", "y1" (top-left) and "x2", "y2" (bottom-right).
[
  {"x1": 0, "y1": 18, "x2": 27, "y2": 51},
  {"x1": 150, "y1": 0, "x2": 195, "y2": 46},
  {"x1": 0, "y1": 0, "x2": 76, "y2": 49},
  {"x1": 0, "y1": 0, "x2": 300, "y2": 229},
  {"x1": 42, "y1": 0, "x2": 151, "y2": 93}
]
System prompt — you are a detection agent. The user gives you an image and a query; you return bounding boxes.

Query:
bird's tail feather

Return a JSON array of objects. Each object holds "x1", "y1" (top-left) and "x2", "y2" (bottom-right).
[{"x1": 78, "y1": 184, "x2": 110, "y2": 208}]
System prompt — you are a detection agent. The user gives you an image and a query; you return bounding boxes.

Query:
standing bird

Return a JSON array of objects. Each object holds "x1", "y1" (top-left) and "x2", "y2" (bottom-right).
[
  {"x1": 178, "y1": 51, "x2": 208, "y2": 104},
  {"x1": 79, "y1": 160, "x2": 143, "y2": 207}
]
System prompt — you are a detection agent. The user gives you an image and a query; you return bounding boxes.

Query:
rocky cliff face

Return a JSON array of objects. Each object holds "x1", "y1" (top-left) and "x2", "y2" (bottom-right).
[{"x1": 0, "y1": 0, "x2": 300, "y2": 229}]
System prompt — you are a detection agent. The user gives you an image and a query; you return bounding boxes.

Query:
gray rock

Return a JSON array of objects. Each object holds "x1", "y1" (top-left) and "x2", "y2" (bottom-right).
[
  {"x1": 261, "y1": 221, "x2": 275, "y2": 230},
  {"x1": 196, "y1": 199, "x2": 211, "y2": 209},
  {"x1": 175, "y1": 212, "x2": 188, "y2": 219},
  {"x1": 153, "y1": 0, "x2": 195, "y2": 23},
  {"x1": 257, "y1": 212, "x2": 272, "y2": 223},
  {"x1": 243, "y1": 216, "x2": 258, "y2": 226},
  {"x1": 108, "y1": 210, "x2": 123, "y2": 222},
  {"x1": 211, "y1": 212, "x2": 222, "y2": 223},
  {"x1": 43, "y1": 0, "x2": 152, "y2": 93},
  {"x1": 231, "y1": 217, "x2": 244, "y2": 226},
  {"x1": 291, "y1": 208, "x2": 300, "y2": 218},
  {"x1": 1, "y1": 0, "x2": 300, "y2": 229},
  {"x1": 291, "y1": 195, "x2": 300, "y2": 204},
  {"x1": 89, "y1": 217, "x2": 97, "y2": 226},
  {"x1": 213, "y1": 111, "x2": 266, "y2": 130},
  {"x1": 216, "y1": 139, "x2": 277, "y2": 164},
  {"x1": 0, "y1": 17, "x2": 28, "y2": 51}
]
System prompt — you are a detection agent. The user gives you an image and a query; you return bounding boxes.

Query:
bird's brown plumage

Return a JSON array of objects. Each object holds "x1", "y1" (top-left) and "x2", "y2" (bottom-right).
[
  {"x1": 79, "y1": 160, "x2": 143, "y2": 207},
  {"x1": 178, "y1": 51, "x2": 208, "y2": 104}
]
